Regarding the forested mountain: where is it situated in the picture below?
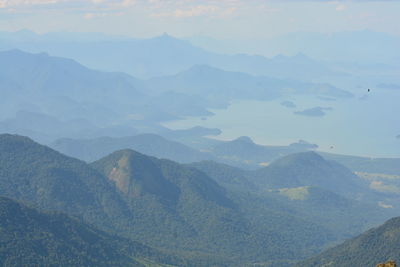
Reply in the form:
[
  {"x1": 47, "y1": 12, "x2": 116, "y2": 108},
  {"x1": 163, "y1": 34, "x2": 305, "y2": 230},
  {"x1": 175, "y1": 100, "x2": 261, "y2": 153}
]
[
  {"x1": 0, "y1": 133, "x2": 396, "y2": 266},
  {"x1": 0, "y1": 133, "x2": 374, "y2": 266},
  {"x1": 253, "y1": 151, "x2": 368, "y2": 199},
  {"x1": 0, "y1": 196, "x2": 179, "y2": 267},
  {"x1": 0, "y1": 134, "x2": 132, "y2": 233},
  {"x1": 296, "y1": 216, "x2": 400, "y2": 267},
  {"x1": 191, "y1": 154, "x2": 395, "y2": 240},
  {"x1": 1, "y1": 3, "x2": 398, "y2": 266},
  {"x1": 90, "y1": 149, "x2": 337, "y2": 265}
]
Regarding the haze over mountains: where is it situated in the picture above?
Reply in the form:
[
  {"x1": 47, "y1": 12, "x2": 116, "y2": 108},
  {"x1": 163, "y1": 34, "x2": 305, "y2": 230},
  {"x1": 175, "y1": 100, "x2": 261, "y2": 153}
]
[
  {"x1": 0, "y1": 47, "x2": 357, "y2": 147},
  {"x1": 0, "y1": 30, "x2": 341, "y2": 80},
  {"x1": 1, "y1": 26, "x2": 400, "y2": 266},
  {"x1": 189, "y1": 30, "x2": 400, "y2": 66}
]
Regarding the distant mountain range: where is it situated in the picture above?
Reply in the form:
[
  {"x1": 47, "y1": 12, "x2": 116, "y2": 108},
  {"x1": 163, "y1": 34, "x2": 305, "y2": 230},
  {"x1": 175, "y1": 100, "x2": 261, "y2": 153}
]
[
  {"x1": 0, "y1": 30, "x2": 343, "y2": 80},
  {"x1": 51, "y1": 133, "x2": 213, "y2": 163},
  {"x1": 1, "y1": 133, "x2": 395, "y2": 265},
  {"x1": 146, "y1": 64, "x2": 352, "y2": 107},
  {"x1": 0, "y1": 49, "x2": 353, "y2": 144},
  {"x1": 50, "y1": 134, "x2": 320, "y2": 170},
  {"x1": 188, "y1": 30, "x2": 400, "y2": 66}
]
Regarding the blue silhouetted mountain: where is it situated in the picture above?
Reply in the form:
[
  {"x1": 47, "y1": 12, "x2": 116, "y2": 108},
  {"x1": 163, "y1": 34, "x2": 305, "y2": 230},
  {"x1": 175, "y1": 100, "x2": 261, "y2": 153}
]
[
  {"x1": 319, "y1": 152, "x2": 400, "y2": 176},
  {"x1": 0, "y1": 49, "x2": 147, "y2": 126},
  {"x1": 294, "y1": 106, "x2": 333, "y2": 117},
  {"x1": 0, "y1": 30, "x2": 342, "y2": 80},
  {"x1": 146, "y1": 65, "x2": 352, "y2": 106},
  {"x1": 208, "y1": 136, "x2": 319, "y2": 168},
  {"x1": 0, "y1": 49, "x2": 221, "y2": 142},
  {"x1": 51, "y1": 133, "x2": 214, "y2": 163}
]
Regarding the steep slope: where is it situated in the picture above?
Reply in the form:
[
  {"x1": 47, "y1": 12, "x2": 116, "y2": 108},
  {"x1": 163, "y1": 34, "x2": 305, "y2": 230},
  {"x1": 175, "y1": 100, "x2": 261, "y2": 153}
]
[
  {"x1": 0, "y1": 133, "x2": 387, "y2": 266},
  {"x1": 0, "y1": 196, "x2": 177, "y2": 267},
  {"x1": 91, "y1": 150, "x2": 240, "y2": 251},
  {"x1": 296, "y1": 217, "x2": 400, "y2": 267},
  {"x1": 91, "y1": 149, "x2": 334, "y2": 264},
  {"x1": 0, "y1": 134, "x2": 131, "y2": 233},
  {"x1": 51, "y1": 133, "x2": 213, "y2": 163}
]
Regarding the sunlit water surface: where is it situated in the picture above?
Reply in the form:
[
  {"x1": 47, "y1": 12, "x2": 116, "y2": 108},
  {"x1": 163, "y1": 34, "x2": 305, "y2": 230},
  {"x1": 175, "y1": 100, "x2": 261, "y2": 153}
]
[{"x1": 164, "y1": 89, "x2": 400, "y2": 158}]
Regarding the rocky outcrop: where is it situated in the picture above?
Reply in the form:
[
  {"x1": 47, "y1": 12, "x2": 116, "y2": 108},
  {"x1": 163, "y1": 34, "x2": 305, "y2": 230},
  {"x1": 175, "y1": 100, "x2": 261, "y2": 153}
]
[{"x1": 377, "y1": 261, "x2": 397, "y2": 267}]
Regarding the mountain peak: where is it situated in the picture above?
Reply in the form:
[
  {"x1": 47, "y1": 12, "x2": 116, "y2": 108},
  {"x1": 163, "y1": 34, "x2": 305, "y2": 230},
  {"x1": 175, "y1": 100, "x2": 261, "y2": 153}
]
[
  {"x1": 92, "y1": 149, "x2": 180, "y2": 202},
  {"x1": 272, "y1": 151, "x2": 324, "y2": 166},
  {"x1": 235, "y1": 136, "x2": 254, "y2": 144}
]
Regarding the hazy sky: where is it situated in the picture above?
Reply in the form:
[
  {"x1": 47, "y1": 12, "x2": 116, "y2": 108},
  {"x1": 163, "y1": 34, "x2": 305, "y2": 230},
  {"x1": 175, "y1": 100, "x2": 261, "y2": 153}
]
[{"x1": 1, "y1": 0, "x2": 399, "y2": 39}]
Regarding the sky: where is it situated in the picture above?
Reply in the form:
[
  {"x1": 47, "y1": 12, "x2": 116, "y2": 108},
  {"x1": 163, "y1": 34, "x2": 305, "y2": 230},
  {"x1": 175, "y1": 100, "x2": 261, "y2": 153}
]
[{"x1": 1, "y1": 0, "x2": 400, "y2": 39}]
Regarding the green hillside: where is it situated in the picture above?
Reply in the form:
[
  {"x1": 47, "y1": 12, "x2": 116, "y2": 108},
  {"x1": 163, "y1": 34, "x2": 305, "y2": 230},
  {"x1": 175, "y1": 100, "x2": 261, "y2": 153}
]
[
  {"x1": 253, "y1": 151, "x2": 369, "y2": 199},
  {"x1": 296, "y1": 216, "x2": 400, "y2": 267},
  {"x1": 0, "y1": 133, "x2": 131, "y2": 233},
  {"x1": 91, "y1": 149, "x2": 336, "y2": 264},
  {"x1": 0, "y1": 133, "x2": 394, "y2": 266},
  {"x1": 0, "y1": 196, "x2": 178, "y2": 267}
]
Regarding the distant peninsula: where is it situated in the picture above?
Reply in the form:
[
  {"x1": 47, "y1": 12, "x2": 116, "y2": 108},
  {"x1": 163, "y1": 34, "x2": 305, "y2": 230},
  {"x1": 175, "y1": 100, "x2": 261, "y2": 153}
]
[{"x1": 294, "y1": 107, "x2": 333, "y2": 117}]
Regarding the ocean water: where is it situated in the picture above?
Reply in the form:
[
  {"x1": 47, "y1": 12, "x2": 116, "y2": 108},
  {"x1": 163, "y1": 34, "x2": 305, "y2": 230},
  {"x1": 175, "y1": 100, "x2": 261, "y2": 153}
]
[{"x1": 164, "y1": 89, "x2": 400, "y2": 158}]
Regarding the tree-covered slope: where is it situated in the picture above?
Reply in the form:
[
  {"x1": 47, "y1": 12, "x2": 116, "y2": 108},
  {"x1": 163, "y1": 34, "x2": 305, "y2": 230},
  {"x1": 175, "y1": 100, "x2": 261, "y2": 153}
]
[
  {"x1": 253, "y1": 151, "x2": 369, "y2": 199},
  {"x1": 0, "y1": 133, "x2": 392, "y2": 266},
  {"x1": 296, "y1": 216, "x2": 400, "y2": 267},
  {"x1": 91, "y1": 149, "x2": 335, "y2": 265},
  {"x1": 0, "y1": 133, "x2": 131, "y2": 232},
  {"x1": 190, "y1": 159, "x2": 394, "y2": 243},
  {"x1": 0, "y1": 196, "x2": 178, "y2": 267}
]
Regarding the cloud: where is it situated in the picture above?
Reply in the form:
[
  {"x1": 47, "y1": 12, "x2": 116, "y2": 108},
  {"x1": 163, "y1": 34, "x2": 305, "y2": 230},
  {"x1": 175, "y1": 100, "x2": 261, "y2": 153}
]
[
  {"x1": 83, "y1": 11, "x2": 124, "y2": 19},
  {"x1": 0, "y1": 0, "x2": 68, "y2": 8},
  {"x1": 175, "y1": 5, "x2": 219, "y2": 18},
  {"x1": 335, "y1": 4, "x2": 346, "y2": 11},
  {"x1": 152, "y1": 5, "x2": 224, "y2": 18},
  {"x1": 0, "y1": 0, "x2": 395, "y2": 14}
]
